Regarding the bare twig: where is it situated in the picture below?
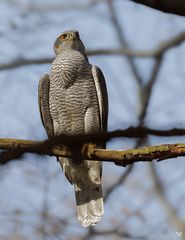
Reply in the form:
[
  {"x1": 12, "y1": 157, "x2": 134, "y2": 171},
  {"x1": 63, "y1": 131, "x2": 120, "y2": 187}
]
[
  {"x1": 87, "y1": 29, "x2": 185, "y2": 58},
  {"x1": 27, "y1": 0, "x2": 110, "y2": 12},
  {"x1": 0, "y1": 57, "x2": 52, "y2": 71},
  {"x1": 107, "y1": 0, "x2": 142, "y2": 85},
  {"x1": 1, "y1": 32, "x2": 185, "y2": 71},
  {"x1": 139, "y1": 55, "x2": 163, "y2": 123}
]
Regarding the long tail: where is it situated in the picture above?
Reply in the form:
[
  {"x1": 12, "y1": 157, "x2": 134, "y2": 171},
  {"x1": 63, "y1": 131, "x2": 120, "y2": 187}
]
[
  {"x1": 74, "y1": 179, "x2": 103, "y2": 227},
  {"x1": 59, "y1": 157, "x2": 103, "y2": 227}
]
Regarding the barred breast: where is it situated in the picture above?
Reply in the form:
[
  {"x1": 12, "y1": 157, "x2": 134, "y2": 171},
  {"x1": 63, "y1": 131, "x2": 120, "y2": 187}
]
[{"x1": 49, "y1": 50, "x2": 100, "y2": 136}]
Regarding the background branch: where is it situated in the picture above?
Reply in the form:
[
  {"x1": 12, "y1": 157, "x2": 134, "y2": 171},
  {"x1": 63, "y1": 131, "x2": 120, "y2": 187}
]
[
  {"x1": 1, "y1": 31, "x2": 185, "y2": 71},
  {"x1": 27, "y1": 0, "x2": 110, "y2": 12},
  {"x1": 107, "y1": 0, "x2": 143, "y2": 86},
  {"x1": 128, "y1": 0, "x2": 185, "y2": 16},
  {"x1": 28, "y1": 0, "x2": 185, "y2": 17}
]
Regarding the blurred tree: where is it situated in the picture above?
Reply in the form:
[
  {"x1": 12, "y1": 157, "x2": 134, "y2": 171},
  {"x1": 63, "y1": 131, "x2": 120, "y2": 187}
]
[{"x1": 0, "y1": 0, "x2": 185, "y2": 239}]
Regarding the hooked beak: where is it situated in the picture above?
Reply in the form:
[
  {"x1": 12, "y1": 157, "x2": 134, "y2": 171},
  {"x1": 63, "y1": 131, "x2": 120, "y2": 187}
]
[{"x1": 72, "y1": 31, "x2": 79, "y2": 40}]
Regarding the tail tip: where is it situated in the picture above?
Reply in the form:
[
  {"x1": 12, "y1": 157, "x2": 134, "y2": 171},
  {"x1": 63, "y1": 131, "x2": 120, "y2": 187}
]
[{"x1": 80, "y1": 215, "x2": 103, "y2": 228}]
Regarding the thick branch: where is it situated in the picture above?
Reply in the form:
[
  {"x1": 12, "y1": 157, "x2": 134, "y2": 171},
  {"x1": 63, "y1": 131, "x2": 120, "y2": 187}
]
[
  {"x1": 0, "y1": 138, "x2": 185, "y2": 165},
  {"x1": 1, "y1": 126, "x2": 185, "y2": 163},
  {"x1": 128, "y1": 0, "x2": 185, "y2": 17},
  {"x1": 28, "y1": 0, "x2": 185, "y2": 17}
]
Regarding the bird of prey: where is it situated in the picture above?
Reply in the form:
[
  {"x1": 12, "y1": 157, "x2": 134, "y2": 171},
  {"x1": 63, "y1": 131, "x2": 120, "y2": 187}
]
[{"x1": 38, "y1": 30, "x2": 108, "y2": 227}]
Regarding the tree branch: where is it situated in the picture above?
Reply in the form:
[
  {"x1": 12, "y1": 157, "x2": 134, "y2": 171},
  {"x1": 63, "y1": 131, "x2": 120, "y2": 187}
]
[
  {"x1": 1, "y1": 126, "x2": 185, "y2": 155},
  {"x1": 28, "y1": 0, "x2": 185, "y2": 17},
  {"x1": 107, "y1": 0, "x2": 143, "y2": 86},
  {"x1": 27, "y1": 0, "x2": 110, "y2": 12},
  {"x1": 0, "y1": 138, "x2": 185, "y2": 166},
  {"x1": 89, "y1": 31, "x2": 185, "y2": 58},
  {"x1": 1, "y1": 31, "x2": 185, "y2": 71},
  {"x1": 128, "y1": 0, "x2": 185, "y2": 17}
]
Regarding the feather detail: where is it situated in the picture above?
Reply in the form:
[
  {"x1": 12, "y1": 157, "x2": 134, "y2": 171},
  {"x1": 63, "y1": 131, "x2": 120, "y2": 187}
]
[{"x1": 75, "y1": 183, "x2": 103, "y2": 227}]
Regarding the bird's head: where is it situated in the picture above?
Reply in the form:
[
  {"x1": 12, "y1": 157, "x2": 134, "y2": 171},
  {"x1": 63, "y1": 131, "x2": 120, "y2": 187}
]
[{"x1": 54, "y1": 30, "x2": 85, "y2": 55}]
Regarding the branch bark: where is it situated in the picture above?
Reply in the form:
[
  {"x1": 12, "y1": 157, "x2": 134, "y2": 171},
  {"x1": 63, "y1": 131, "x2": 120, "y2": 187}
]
[
  {"x1": 0, "y1": 138, "x2": 185, "y2": 166},
  {"x1": 128, "y1": 0, "x2": 185, "y2": 17}
]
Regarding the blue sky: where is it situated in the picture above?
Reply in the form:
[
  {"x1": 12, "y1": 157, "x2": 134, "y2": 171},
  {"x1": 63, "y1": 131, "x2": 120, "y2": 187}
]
[{"x1": 0, "y1": 0, "x2": 185, "y2": 239}]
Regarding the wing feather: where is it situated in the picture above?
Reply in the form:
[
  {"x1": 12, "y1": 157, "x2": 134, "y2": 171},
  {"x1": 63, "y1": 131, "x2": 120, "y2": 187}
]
[
  {"x1": 38, "y1": 74, "x2": 54, "y2": 137},
  {"x1": 91, "y1": 66, "x2": 108, "y2": 133}
]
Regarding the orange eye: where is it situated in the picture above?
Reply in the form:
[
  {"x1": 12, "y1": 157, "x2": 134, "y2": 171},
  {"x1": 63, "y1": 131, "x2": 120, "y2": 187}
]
[{"x1": 60, "y1": 34, "x2": 67, "y2": 40}]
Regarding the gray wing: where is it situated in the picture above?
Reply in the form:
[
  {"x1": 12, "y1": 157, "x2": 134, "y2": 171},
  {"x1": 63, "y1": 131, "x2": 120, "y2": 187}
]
[
  {"x1": 38, "y1": 74, "x2": 54, "y2": 137},
  {"x1": 92, "y1": 65, "x2": 108, "y2": 133},
  {"x1": 74, "y1": 65, "x2": 107, "y2": 226}
]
